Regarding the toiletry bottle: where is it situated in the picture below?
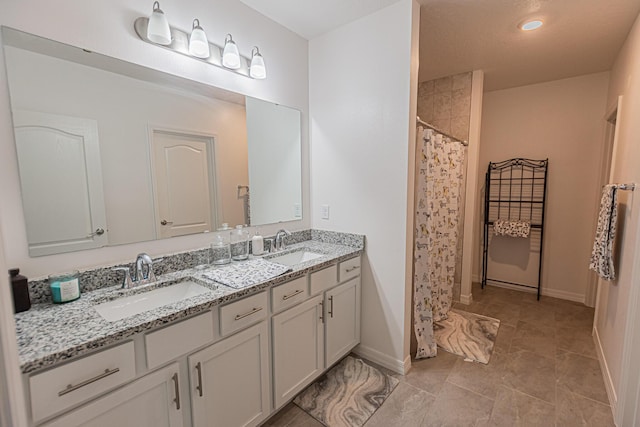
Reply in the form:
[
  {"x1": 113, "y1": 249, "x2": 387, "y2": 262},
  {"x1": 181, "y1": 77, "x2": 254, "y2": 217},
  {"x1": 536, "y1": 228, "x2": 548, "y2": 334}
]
[
  {"x1": 211, "y1": 231, "x2": 232, "y2": 265},
  {"x1": 9, "y1": 268, "x2": 30, "y2": 313},
  {"x1": 230, "y1": 225, "x2": 250, "y2": 260},
  {"x1": 252, "y1": 230, "x2": 264, "y2": 256}
]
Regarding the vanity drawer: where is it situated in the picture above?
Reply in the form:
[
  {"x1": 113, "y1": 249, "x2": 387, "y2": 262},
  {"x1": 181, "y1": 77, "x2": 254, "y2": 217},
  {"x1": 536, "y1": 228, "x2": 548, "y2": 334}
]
[
  {"x1": 145, "y1": 311, "x2": 214, "y2": 369},
  {"x1": 220, "y1": 291, "x2": 268, "y2": 336},
  {"x1": 29, "y1": 341, "x2": 136, "y2": 423},
  {"x1": 272, "y1": 276, "x2": 309, "y2": 313},
  {"x1": 339, "y1": 257, "x2": 361, "y2": 282},
  {"x1": 310, "y1": 265, "x2": 338, "y2": 295}
]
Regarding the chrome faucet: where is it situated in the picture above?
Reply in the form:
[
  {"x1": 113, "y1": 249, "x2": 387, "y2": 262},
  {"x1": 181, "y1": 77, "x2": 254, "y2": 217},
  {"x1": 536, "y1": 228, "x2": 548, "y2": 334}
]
[
  {"x1": 112, "y1": 253, "x2": 162, "y2": 289},
  {"x1": 274, "y1": 229, "x2": 292, "y2": 252}
]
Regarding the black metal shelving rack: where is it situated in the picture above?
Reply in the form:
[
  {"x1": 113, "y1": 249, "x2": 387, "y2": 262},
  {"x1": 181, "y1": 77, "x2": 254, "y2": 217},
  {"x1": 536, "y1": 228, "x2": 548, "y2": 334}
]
[{"x1": 481, "y1": 158, "x2": 549, "y2": 300}]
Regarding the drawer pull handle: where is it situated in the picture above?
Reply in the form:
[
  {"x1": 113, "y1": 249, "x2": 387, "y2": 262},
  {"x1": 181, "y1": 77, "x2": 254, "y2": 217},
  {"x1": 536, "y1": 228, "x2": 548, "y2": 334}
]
[
  {"x1": 319, "y1": 301, "x2": 324, "y2": 323},
  {"x1": 195, "y1": 362, "x2": 203, "y2": 397},
  {"x1": 172, "y1": 372, "x2": 181, "y2": 410},
  {"x1": 282, "y1": 289, "x2": 304, "y2": 301},
  {"x1": 329, "y1": 295, "x2": 334, "y2": 318},
  {"x1": 235, "y1": 307, "x2": 263, "y2": 320},
  {"x1": 345, "y1": 266, "x2": 360, "y2": 273},
  {"x1": 58, "y1": 367, "x2": 120, "y2": 396}
]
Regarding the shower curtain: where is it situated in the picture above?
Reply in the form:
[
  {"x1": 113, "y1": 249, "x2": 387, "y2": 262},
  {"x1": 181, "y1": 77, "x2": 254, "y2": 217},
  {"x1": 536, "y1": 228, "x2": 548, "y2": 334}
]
[{"x1": 413, "y1": 127, "x2": 466, "y2": 359}]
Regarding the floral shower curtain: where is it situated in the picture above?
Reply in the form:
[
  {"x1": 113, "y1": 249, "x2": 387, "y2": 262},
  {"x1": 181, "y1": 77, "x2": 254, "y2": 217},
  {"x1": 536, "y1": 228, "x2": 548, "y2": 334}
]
[{"x1": 413, "y1": 127, "x2": 466, "y2": 359}]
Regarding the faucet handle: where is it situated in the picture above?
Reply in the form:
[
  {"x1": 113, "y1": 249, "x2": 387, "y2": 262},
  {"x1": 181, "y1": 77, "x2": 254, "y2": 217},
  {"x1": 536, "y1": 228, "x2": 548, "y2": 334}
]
[
  {"x1": 112, "y1": 267, "x2": 133, "y2": 289},
  {"x1": 148, "y1": 258, "x2": 163, "y2": 282}
]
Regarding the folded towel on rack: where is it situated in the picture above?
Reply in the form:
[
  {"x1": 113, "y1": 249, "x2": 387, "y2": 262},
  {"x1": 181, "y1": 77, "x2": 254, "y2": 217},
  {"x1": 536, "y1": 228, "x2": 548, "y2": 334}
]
[
  {"x1": 493, "y1": 219, "x2": 531, "y2": 238},
  {"x1": 589, "y1": 185, "x2": 618, "y2": 281},
  {"x1": 201, "y1": 258, "x2": 292, "y2": 289}
]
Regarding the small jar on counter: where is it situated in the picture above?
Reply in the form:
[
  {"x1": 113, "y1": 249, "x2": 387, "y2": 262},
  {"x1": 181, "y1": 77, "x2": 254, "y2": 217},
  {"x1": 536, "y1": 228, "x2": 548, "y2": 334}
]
[{"x1": 48, "y1": 271, "x2": 81, "y2": 304}]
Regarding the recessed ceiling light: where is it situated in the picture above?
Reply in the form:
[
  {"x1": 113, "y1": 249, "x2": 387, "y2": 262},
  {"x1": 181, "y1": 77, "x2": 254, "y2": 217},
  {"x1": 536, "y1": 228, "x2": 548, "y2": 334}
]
[{"x1": 520, "y1": 20, "x2": 544, "y2": 31}]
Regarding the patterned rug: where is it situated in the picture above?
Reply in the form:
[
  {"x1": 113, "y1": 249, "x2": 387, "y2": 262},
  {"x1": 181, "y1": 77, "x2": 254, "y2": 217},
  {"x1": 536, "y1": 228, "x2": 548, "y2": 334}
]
[
  {"x1": 294, "y1": 356, "x2": 399, "y2": 427},
  {"x1": 434, "y1": 309, "x2": 500, "y2": 364}
]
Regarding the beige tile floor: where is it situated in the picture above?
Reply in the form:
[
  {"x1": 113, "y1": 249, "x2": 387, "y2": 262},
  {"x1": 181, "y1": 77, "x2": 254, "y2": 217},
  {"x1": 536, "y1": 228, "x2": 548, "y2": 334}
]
[{"x1": 264, "y1": 283, "x2": 614, "y2": 427}]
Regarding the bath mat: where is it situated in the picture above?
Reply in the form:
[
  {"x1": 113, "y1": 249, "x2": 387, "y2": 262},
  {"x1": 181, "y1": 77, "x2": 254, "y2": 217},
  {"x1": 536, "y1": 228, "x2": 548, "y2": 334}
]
[
  {"x1": 293, "y1": 356, "x2": 399, "y2": 427},
  {"x1": 434, "y1": 309, "x2": 500, "y2": 364}
]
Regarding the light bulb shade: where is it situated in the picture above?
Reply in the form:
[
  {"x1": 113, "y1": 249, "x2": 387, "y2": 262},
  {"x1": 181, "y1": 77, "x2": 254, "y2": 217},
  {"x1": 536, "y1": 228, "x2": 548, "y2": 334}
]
[
  {"x1": 147, "y1": 1, "x2": 171, "y2": 45},
  {"x1": 189, "y1": 19, "x2": 210, "y2": 58},
  {"x1": 222, "y1": 34, "x2": 241, "y2": 69},
  {"x1": 249, "y1": 47, "x2": 266, "y2": 79}
]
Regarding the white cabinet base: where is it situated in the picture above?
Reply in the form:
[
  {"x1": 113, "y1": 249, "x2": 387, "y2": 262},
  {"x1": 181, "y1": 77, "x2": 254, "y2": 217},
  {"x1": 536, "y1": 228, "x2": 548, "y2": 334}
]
[
  {"x1": 42, "y1": 363, "x2": 183, "y2": 427},
  {"x1": 272, "y1": 295, "x2": 325, "y2": 409},
  {"x1": 189, "y1": 322, "x2": 270, "y2": 427}
]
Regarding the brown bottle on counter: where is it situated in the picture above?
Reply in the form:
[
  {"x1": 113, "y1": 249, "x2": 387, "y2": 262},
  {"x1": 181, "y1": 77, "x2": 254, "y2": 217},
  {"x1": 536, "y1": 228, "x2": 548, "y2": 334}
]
[{"x1": 9, "y1": 268, "x2": 31, "y2": 313}]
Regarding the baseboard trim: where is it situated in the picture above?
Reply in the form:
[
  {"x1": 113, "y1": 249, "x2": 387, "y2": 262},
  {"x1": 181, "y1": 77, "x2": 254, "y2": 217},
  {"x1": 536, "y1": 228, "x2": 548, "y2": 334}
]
[
  {"x1": 594, "y1": 326, "x2": 617, "y2": 415},
  {"x1": 352, "y1": 344, "x2": 409, "y2": 375},
  {"x1": 460, "y1": 293, "x2": 473, "y2": 305},
  {"x1": 484, "y1": 280, "x2": 585, "y2": 303}
]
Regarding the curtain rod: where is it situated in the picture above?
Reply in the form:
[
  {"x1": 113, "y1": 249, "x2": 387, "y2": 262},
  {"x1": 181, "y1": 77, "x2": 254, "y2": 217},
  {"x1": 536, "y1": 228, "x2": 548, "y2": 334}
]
[{"x1": 416, "y1": 116, "x2": 469, "y2": 146}]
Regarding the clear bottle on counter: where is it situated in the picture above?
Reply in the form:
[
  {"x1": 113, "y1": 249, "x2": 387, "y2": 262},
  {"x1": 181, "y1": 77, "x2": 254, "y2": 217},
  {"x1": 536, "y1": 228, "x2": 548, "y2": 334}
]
[
  {"x1": 230, "y1": 225, "x2": 250, "y2": 261},
  {"x1": 210, "y1": 231, "x2": 232, "y2": 265},
  {"x1": 49, "y1": 270, "x2": 81, "y2": 304}
]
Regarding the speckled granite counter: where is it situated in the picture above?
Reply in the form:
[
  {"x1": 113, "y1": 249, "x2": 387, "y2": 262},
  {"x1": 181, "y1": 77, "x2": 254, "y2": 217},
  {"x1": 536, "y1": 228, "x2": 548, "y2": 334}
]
[{"x1": 15, "y1": 236, "x2": 363, "y2": 374}]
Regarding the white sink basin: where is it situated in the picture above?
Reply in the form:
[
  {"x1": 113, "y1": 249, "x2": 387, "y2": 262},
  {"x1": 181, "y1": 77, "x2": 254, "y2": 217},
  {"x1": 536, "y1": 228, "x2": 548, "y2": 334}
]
[
  {"x1": 268, "y1": 250, "x2": 324, "y2": 266},
  {"x1": 95, "y1": 281, "x2": 213, "y2": 322}
]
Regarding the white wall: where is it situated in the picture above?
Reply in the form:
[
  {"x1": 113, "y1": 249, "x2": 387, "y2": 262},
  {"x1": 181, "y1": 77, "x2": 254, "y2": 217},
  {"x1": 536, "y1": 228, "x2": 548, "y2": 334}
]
[
  {"x1": 0, "y1": 0, "x2": 309, "y2": 279},
  {"x1": 6, "y1": 46, "x2": 248, "y2": 246},
  {"x1": 595, "y1": 10, "x2": 640, "y2": 422},
  {"x1": 309, "y1": 0, "x2": 418, "y2": 372},
  {"x1": 475, "y1": 72, "x2": 610, "y2": 302}
]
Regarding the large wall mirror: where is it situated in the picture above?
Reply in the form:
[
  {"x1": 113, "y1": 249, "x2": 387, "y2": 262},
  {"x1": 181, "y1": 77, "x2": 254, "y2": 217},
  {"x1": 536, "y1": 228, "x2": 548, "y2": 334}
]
[{"x1": 2, "y1": 27, "x2": 302, "y2": 257}]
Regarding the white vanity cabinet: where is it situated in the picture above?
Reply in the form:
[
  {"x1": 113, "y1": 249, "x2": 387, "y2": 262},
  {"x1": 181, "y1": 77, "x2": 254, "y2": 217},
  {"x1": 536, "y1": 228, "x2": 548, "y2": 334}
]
[
  {"x1": 188, "y1": 322, "x2": 270, "y2": 427},
  {"x1": 41, "y1": 363, "x2": 183, "y2": 427},
  {"x1": 325, "y1": 277, "x2": 361, "y2": 367},
  {"x1": 26, "y1": 253, "x2": 362, "y2": 427},
  {"x1": 272, "y1": 256, "x2": 362, "y2": 409},
  {"x1": 272, "y1": 294, "x2": 325, "y2": 409}
]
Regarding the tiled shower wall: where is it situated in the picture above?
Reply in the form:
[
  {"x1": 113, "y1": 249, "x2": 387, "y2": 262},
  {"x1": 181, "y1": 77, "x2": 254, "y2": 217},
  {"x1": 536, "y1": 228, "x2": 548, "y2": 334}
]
[
  {"x1": 417, "y1": 71, "x2": 472, "y2": 301},
  {"x1": 418, "y1": 72, "x2": 472, "y2": 142}
]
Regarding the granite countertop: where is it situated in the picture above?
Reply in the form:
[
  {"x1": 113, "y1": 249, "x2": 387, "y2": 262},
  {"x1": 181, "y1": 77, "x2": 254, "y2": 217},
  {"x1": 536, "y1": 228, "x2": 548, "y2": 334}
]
[{"x1": 15, "y1": 240, "x2": 362, "y2": 374}]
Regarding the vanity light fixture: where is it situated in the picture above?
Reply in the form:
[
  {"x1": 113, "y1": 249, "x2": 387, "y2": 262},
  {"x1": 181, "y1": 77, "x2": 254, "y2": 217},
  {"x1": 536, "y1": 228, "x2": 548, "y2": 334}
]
[
  {"x1": 188, "y1": 19, "x2": 210, "y2": 58},
  {"x1": 135, "y1": 5, "x2": 266, "y2": 79},
  {"x1": 519, "y1": 19, "x2": 544, "y2": 31},
  {"x1": 222, "y1": 34, "x2": 241, "y2": 69},
  {"x1": 147, "y1": 1, "x2": 171, "y2": 45},
  {"x1": 249, "y1": 47, "x2": 267, "y2": 80}
]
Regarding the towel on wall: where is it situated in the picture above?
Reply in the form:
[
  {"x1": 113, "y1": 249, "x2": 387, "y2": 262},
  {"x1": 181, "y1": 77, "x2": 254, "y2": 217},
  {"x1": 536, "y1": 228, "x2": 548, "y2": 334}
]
[
  {"x1": 589, "y1": 185, "x2": 618, "y2": 281},
  {"x1": 493, "y1": 219, "x2": 531, "y2": 238}
]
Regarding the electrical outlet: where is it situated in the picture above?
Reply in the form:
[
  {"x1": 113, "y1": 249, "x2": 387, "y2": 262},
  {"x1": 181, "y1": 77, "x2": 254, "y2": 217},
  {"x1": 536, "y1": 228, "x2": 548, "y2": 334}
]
[
  {"x1": 294, "y1": 203, "x2": 302, "y2": 218},
  {"x1": 321, "y1": 204, "x2": 330, "y2": 220}
]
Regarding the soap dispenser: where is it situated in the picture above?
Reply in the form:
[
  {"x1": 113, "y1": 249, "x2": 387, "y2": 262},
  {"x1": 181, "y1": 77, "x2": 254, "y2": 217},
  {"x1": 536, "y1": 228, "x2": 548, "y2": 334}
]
[{"x1": 252, "y1": 229, "x2": 264, "y2": 256}]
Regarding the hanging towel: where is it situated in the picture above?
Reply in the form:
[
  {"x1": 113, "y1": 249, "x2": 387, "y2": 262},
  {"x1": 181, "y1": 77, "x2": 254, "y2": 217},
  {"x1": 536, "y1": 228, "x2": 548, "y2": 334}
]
[
  {"x1": 589, "y1": 185, "x2": 618, "y2": 281},
  {"x1": 493, "y1": 219, "x2": 531, "y2": 238},
  {"x1": 201, "y1": 258, "x2": 292, "y2": 289}
]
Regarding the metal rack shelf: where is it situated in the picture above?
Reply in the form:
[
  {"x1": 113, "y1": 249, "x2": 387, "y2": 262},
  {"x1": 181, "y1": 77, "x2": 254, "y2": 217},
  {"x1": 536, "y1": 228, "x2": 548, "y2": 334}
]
[{"x1": 481, "y1": 158, "x2": 549, "y2": 300}]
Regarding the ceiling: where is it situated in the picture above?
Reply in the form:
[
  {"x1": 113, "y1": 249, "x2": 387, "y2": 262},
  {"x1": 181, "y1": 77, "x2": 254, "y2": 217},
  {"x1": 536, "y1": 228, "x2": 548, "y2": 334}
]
[
  {"x1": 238, "y1": 0, "x2": 401, "y2": 40},
  {"x1": 240, "y1": 0, "x2": 640, "y2": 91}
]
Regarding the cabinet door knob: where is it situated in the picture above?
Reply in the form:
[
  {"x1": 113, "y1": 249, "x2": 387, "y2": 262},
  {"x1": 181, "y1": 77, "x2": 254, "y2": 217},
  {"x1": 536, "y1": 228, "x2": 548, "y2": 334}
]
[{"x1": 319, "y1": 301, "x2": 324, "y2": 323}]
